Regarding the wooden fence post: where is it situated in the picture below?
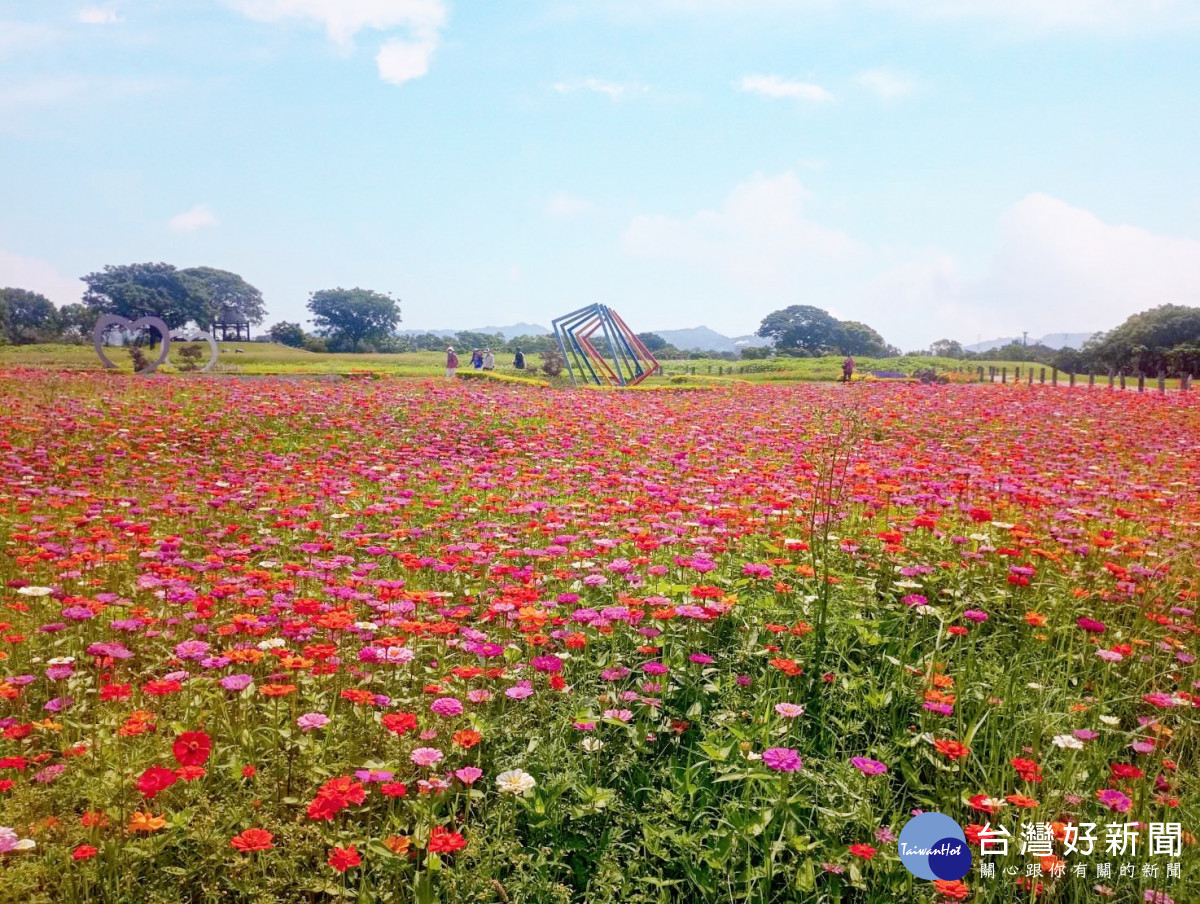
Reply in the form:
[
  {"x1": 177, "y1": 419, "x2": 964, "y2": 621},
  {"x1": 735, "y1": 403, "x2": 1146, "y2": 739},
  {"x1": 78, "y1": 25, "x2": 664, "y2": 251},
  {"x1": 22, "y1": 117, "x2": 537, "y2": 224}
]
[
  {"x1": 1052, "y1": 367, "x2": 1058, "y2": 386},
  {"x1": 1137, "y1": 372, "x2": 1145, "y2": 393},
  {"x1": 1069, "y1": 371, "x2": 1075, "y2": 388},
  {"x1": 1040, "y1": 367, "x2": 1046, "y2": 384},
  {"x1": 1027, "y1": 368, "x2": 1033, "y2": 385},
  {"x1": 1088, "y1": 370, "x2": 1095, "y2": 388},
  {"x1": 1002, "y1": 367, "x2": 1007, "y2": 384}
]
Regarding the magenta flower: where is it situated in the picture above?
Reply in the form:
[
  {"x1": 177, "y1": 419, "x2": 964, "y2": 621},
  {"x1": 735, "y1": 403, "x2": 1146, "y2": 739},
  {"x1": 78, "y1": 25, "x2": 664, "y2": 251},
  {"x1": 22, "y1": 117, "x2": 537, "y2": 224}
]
[
  {"x1": 1096, "y1": 789, "x2": 1132, "y2": 813},
  {"x1": 297, "y1": 712, "x2": 330, "y2": 731},
  {"x1": 850, "y1": 757, "x2": 888, "y2": 775},
  {"x1": 763, "y1": 748, "x2": 803, "y2": 773}
]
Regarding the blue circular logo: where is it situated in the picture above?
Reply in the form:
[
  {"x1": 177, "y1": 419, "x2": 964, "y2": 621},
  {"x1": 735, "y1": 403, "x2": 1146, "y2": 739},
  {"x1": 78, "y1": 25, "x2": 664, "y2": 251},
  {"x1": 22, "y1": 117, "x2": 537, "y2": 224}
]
[{"x1": 898, "y1": 813, "x2": 971, "y2": 881}]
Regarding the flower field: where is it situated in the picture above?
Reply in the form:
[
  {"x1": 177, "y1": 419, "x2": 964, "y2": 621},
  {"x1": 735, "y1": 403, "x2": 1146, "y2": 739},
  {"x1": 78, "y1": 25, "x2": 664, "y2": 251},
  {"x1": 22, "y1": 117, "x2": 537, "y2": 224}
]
[{"x1": 0, "y1": 372, "x2": 1197, "y2": 904}]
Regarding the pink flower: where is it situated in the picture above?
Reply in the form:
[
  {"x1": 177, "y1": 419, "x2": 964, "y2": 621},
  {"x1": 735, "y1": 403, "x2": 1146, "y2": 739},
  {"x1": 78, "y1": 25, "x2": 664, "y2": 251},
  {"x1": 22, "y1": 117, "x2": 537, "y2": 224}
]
[
  {"x1": 430, "y1": 697, "x2": 464, "y2": 717},
  {"x1": 455, "y1": 767, "x2": 483, "y2": 785},
  {"x1": 774, "y1": 703, "x2": 805, "y2": 718},
  {"x1": 410, "y1": 747, "x2": 444, "y2": 768},
  {"x1": 763, "y1": 748, "x2": 803, "y2": 773},
  {"x1": 297, "y1": 712, "x2": 330, "y2": 731}
]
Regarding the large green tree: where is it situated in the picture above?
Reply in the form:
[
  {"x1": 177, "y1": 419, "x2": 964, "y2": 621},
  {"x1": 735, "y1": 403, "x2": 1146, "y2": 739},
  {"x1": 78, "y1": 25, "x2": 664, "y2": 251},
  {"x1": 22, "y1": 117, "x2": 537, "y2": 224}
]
[
  {"x1": 837, "y1": 320, "x2": 889, "y2": 356},
  {"x1": 756, "y1": 305, "x2": 843, "y2": 355},
  {"x1": 0, "y1": 287, "x2": 59, "y2": 344},
  {"x1": 81, "y1": 263, "x2": 206, "y2": 329},
  {"x1": 179, "y1": 267, "x2": 267, "y2": 326},
  {"x1": 307, "y1": 287, "x2": 401, "y2": 352},
  {"x1": 1085, "y1": 304, "x2": 1200, "y2": 375}
]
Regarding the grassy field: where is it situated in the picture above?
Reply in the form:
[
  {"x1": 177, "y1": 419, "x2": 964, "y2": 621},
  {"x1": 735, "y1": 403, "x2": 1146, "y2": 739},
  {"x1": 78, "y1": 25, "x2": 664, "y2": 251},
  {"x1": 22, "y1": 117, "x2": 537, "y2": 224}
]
[{"x1": 0, "y1": 342, "x2": 1039, "y2": 385}]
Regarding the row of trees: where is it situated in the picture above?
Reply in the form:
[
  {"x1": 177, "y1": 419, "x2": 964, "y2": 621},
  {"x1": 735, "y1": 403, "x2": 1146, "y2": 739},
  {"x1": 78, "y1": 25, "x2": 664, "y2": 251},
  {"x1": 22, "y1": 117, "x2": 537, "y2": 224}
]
[{"x1": 0, "y1": 263, "x2": 268, "y2": 346}]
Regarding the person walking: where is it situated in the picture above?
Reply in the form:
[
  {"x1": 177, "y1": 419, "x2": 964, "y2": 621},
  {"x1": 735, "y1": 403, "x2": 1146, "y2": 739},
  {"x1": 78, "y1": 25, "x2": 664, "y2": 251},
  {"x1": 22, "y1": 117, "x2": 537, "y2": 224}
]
[
  {"x1": 482, "y1": 348, "x2": 495, "y2": 370},
  {"x1": 445, "y1": 347, "x2": 459, "y2": 379},
  {"x1": 471, "y1": 349, "x2": 483, "y2": 369},
  {"x1": 513, "y1": 348, "x2": 525, "y2": 370},
  {"x1": 841, "y1": 355, "x2": 855, "y2": 383}
]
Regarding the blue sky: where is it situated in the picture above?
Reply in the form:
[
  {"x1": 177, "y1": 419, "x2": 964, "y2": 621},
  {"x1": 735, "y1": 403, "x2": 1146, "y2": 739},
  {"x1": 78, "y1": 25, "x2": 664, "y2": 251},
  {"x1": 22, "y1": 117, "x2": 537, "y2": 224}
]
[{"x1": 2, "y1": 0, "x2": 1199, "y2": 348}]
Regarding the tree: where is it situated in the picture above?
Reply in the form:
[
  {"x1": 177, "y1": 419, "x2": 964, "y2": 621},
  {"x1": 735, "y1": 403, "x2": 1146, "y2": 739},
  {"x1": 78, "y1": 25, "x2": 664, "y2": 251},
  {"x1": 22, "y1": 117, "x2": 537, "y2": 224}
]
[
  {"x1": 0, "y1": 287, "x2": 59, "y2": 344},
  {"x1": 179, "y1": 267, "x2": 267, "y2": 326},
  {"x1": 929, "y1": 338, "x2": 964, "y2": 358},
  {"x1": 55, "y1": 303, "x2": 96, "y2": 342},
  {"x1": 756, "y1": 305, "x2": 844, "y2": 355},
  {"x1": 1086, "y1": 304, "x2": 1200, "y2": 375},
  {"x1": 268, "y1": 321, "x2": 307, "y2": 348},
  {"x1": 307, "y1": 287, "x2": 401, "y2": 352},
  {"x1": 81, "y1": 263, "x2": 207, "y2": 330},
  {"x1": 837, "y1": 321, "x2": 889, "y2": 356},
  {"x1": 637, "y1": 332, "x2": 667, "y2": 352}
]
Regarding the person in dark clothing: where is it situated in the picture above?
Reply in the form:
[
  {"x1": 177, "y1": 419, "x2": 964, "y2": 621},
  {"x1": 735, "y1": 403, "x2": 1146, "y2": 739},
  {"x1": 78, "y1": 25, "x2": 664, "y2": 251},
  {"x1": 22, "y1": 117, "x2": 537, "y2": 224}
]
[{"x1": 513, "y1": 348, "x2": 525, "y2": 370}]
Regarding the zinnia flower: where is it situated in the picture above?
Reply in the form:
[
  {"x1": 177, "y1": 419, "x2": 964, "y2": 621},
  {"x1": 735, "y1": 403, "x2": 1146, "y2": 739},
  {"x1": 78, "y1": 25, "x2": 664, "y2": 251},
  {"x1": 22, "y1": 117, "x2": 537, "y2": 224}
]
[
  {"x1": 230, "y1": 828, "x2": 274, "y2": 852},
  {"x1": 762, "y1": 748, "x2": 803, "y2": 773},
  {"x1": 496, "y1": 769, "x2": 536, "y2": 794}
]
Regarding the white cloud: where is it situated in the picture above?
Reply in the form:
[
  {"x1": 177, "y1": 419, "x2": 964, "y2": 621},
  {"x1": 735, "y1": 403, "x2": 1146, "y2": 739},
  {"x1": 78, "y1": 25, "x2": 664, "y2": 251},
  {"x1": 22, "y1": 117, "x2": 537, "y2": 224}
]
[
  {"x1": 169, "y1": 204, "x2": 219, "y2": 232},
  {"x1": 0, "y1": 78, "x2": 86, "y2": 112},
  {"x1": 376, "y1": 36, "x2": 436, "y2": 83},
  {"x1": 863, "y1": 194, "x2": 1200, "y2": 346},
  {"x1": 857, "y1": 68, "x2": 916, "y2": 99},
  {"x1": 77, "y1": 7, "x2": 120, "y2": 25},
  {"x1": 225, "y1": 0, "x2": 447, "y2": 84},
  {"x1": 623, "y1": 171, "x2": 859, "y2": 286},
  {"x1": 740, "y1": 74, "x2": 831, "y2": 102},
  {"x1": 545, "y1": 192, "x2": 594, "y2": 219},
  {"x1": 0, "y1": 249, "x2": 82, "y2": 306},
  {"x1": 553, "y1": 78, "x2": 648, "y2": 99}
]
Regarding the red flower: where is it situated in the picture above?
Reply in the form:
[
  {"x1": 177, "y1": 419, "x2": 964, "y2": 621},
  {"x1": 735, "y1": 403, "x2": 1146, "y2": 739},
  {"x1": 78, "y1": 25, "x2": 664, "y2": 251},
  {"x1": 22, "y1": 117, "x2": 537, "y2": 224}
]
[
  {"x1": 242, "y1": 764, "x2": 257, "y2": 778},
  {"x1": 427, "y1": 826, "x2": 467, "y2": 853},
  {"x1": 230, "y1": 828, "x2": 274, "y2": 852},
  {"x1": 137, "y1": 765, "x2": 178, "y2": 799},
  {"x1": 848, "y1": 843, "x2": 877, "y2": 860},
  {"x1": 172, "y1": 730, "x2": 212, "y2": 767},
  {"x1": 382, "y1": 712, "x2": 418, "y2": 735},
  {"x1": 327, "y1": 845, "x2": 361, "y2": 872},
  {"x1": 72, "y1": 844, "x2": 99, "y2": 861},
  {"x1": 380, "y1": 782, "x2": 408, "y2": 797}
]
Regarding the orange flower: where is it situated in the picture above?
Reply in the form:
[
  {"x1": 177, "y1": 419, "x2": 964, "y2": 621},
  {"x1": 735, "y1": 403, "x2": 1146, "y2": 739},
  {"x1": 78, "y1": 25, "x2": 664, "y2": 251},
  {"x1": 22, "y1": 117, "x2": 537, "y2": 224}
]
[
  {"x1": 258, "y1": 683, "x2": 297, "y2": 698},
  {"x1": 934, "y1": 739, "x2": 970, "y2": 761},
  {"x1": 1024, "y1": 611, "x2": 1047, "y2": 627},
  {"x1": 1005, "y1": 793, "x2": 1039, "y2": 808},
  {"x1": 452, "y1": 728, "x2": 482, "y2": 749},
  {"x1": 383, "y1": 835, "x2": 412, "y2": 855},
  {"x1": 932, "y1": 879, "x2": 970, "y2": 900},
  {"x1": 128, "y1": 811, "x2": 166, "y2": 833}
]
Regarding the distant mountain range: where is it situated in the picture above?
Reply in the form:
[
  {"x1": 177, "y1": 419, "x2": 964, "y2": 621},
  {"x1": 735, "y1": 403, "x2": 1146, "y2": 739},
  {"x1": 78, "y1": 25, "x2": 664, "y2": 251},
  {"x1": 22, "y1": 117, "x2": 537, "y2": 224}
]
[
  {"x1": 402, "y1": 323, "x2": 767, "y2": 352},
  {"x1": 648, "y1": 326, "x2": 770, "y2": 353},
  {"x1": 965, "y1": 332, "x2": 1095, "y2": 353}
]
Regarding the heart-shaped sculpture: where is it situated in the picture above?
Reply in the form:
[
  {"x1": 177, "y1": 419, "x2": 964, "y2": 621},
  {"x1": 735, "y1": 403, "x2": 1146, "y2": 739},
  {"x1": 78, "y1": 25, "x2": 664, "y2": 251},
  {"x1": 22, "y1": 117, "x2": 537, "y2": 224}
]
[
  {"x1": 92, "y1": 314, "x2": 172, "y2": 375},
  {"x1": 172, "y1": 330, "x2": 220, "y2": 373}
]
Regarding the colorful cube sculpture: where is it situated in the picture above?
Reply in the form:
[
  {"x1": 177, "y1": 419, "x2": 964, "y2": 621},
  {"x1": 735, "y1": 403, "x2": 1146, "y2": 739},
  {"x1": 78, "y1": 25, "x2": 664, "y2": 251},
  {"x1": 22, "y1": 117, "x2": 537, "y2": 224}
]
[{"x1": 551, "y1": 304, "x2": 662, "y2": 387}]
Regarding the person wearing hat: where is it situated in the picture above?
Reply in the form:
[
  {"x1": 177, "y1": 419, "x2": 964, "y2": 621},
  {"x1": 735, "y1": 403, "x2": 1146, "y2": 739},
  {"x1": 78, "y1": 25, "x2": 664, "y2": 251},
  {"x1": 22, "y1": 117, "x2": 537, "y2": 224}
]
[
  {"x1": 482, "y1": 348, "x2": 495, "y2": 370},
  {"x1": 446, "y1": 346, "x2": 459, "y2": 379}
]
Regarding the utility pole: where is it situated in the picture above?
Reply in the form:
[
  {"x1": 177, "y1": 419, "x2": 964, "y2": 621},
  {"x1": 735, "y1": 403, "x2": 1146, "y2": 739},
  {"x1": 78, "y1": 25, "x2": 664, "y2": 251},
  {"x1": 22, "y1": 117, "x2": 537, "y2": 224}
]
[{"x1": 1023, "y1": 331, "x2": 1028, "y2": 347}]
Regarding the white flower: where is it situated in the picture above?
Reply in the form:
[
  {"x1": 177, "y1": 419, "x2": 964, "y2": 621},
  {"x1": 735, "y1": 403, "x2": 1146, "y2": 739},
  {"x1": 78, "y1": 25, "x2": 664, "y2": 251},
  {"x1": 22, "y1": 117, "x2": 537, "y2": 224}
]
[
  {"x1": 16, "y1": 586, "x2": 53, "y2": 597},
  {"x1": 47, "y1": 656, "x2": 75, "y2": 666},
  {"x1": 258, "y1": 560, "x2": 279, "y2": 569},
  {"x1": 13, "y1": 839, "x2": 35, "y2": 851},
  {"x1": 1099, "y1": 715, "x2": 1121, "y2": 727},
  {"x1": 496, "y1": 769, "x2": 536, "y2": 794},
  {"x1": 256, "y1": 638, "x2": 286, "y2": 651},
  {"x1": 581, "y1": 738, "x2": 605, "y2": 752},
  {"x1": 1052, "y1": 734, "x2": 1084, "y2": 750},
  {"x1": 353, "y1": 621, "x2": 379, "y2": 632}
]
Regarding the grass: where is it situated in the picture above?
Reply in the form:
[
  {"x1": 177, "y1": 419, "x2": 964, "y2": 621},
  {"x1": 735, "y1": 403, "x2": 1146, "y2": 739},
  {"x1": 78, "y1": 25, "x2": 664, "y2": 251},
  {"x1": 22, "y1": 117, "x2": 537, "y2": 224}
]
[{"x1": 0, "y1": 343, "x2": 1047, "y2": 387}]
